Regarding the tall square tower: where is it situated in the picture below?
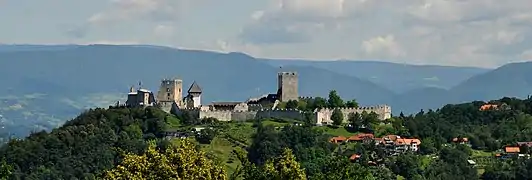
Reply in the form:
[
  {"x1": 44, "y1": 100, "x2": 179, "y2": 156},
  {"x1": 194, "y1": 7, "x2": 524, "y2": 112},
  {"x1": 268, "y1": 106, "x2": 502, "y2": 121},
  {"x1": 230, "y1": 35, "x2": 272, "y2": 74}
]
[
  {"x1": 157, "y1": 78, "x2": 183, "y2": 108},
  {"x1": 277, "y1": 72, "x2": 299, "y2": 102}
]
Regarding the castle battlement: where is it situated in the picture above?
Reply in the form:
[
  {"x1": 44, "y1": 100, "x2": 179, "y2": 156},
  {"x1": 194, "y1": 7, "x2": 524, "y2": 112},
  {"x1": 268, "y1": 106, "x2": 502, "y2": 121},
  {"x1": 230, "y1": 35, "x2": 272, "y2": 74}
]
[
  {"x1": 317, "y1": 105, "x2": 391, "y2": 112},
  {"x1": 199, "y1": 109, "x2": 233, "y2": 112},
  {"x1": 260, "y1": 109, "x2": 303, "y2": 112},
  {"x1": 144, "y1": 70, "x2": 392, "y2": 125},
  {"x1": 181, "y1": 107, "x2": 201, "y2": 110},
  {"x1": 278, "y1": 72, "x2": 297, "y2": 76},
  {"x1": 298, "y1": 96, "x2": 313, "y2": 100},
  {"x1": 161, "y1": 78, "x2": 182, "y2": 82}
]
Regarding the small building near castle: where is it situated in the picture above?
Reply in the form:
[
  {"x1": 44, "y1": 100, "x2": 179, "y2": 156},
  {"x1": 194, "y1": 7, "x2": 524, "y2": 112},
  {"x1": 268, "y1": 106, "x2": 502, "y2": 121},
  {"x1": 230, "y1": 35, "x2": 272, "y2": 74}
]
[
  {"x1": 126, "y1": 86, "x2": 156, "y2": 107},
  {"x1": 183, "y1": 81, "x2": 202, "y2": 108}
]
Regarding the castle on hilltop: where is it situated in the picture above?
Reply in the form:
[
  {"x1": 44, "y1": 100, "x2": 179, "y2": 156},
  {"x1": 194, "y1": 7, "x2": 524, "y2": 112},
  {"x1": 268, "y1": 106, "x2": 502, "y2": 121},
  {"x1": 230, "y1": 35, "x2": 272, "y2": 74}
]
[{"x1": 125, "y1": 71, "x2": 391, "y2": 125}]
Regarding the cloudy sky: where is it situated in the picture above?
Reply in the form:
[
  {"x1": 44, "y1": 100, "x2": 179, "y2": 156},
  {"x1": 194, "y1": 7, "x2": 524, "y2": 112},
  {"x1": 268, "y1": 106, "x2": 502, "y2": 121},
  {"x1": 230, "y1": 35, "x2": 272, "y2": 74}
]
[{"x1": 1, "y1": 0, "x2": 532, "y2": 67}]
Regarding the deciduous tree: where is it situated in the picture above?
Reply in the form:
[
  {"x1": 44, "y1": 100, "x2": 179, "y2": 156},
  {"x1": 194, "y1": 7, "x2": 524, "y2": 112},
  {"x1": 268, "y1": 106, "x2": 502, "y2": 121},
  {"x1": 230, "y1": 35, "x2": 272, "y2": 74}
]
[
  {"x1": 239, "y1": 148, "x2": 307, "y2": 180},
  {"x1": 103, "y1": 139, "x2": 226, "y2": 180}
]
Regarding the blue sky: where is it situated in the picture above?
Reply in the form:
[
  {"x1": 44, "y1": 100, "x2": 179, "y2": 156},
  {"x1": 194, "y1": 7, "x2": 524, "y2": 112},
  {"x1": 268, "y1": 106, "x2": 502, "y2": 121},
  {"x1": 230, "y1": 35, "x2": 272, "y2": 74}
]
[{"x1": 1, "y1": 0, "x2": 532, "y2": 67}]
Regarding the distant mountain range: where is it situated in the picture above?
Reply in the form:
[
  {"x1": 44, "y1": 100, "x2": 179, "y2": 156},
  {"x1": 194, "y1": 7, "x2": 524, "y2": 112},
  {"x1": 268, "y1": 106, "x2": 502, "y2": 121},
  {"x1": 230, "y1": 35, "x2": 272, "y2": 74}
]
[{"x1": 2, "y1": 44, "x2": 532, "y2": 136}]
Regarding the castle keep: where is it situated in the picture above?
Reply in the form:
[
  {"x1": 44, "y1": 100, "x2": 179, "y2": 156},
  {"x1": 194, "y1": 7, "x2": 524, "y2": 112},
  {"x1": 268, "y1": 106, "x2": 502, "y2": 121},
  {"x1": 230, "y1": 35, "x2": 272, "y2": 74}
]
[{"x1": 126, "y1": 71, "x2": 392, "y2": 125}]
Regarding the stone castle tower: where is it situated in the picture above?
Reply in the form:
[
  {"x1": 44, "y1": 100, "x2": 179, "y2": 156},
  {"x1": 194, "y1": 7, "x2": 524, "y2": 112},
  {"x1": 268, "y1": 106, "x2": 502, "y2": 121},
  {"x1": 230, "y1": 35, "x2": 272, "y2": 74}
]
[
  {"x1": 277, "y1": 71, "x2": 299, "y2": 102},
  {"x1": 157, "y1": 78, "x2": 183, "y2": 111},
  {"x1": 186, "y1": 81, "x2": 202, "y2": 108}
]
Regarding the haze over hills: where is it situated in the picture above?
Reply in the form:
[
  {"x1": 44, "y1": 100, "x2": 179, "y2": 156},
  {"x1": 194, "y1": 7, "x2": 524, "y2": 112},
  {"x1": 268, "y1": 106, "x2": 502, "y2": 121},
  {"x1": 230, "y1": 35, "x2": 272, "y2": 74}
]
[
  {"x1": 264, "y1": 59, "x2": 490, "y2": 93},
  {"x1": 0, "y1": 44, "x2": 530, "y2": 136}
]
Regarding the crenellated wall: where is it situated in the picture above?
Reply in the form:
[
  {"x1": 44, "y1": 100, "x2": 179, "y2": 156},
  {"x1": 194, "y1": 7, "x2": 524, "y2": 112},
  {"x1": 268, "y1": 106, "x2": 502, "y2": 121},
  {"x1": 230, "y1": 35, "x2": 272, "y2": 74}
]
[
  {"x1": 178, "y1": 104, "x2": 391, "y2": 125},
  {"x1": 298, "y1": 96, "x2": 314, "y2": 100},
  {"x1": 315, "y1": 105, "x2": 392, "y2": 125},
  {"x1": 194, "y1": 108, "x2": 305, "y2": 122}
]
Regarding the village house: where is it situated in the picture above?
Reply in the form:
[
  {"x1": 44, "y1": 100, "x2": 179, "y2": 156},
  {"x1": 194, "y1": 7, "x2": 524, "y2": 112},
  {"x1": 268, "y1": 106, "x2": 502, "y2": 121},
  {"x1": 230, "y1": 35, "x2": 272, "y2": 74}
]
[
  {"x1": 505, "y1": 146, "x2": 520, "y2": 154},
  {"x1": 330, "y1": 134, "x2": 421, "y2": 155},
  {"x1": 392, "y1": 138, "x2": 421, "y2": 152},
  {"x1": 347, "y1": 133, "x2": 375, "y2": 144},
  {"x1": 494, "y1": 146, "x2": 531, "y2": 159},
  {"x1": 330, "y1": 136, "x2": 347, "y2": 144},
  {"x1": 479, "y1": 104, "x2": 498, "y2": 111},
  {"x1": 517, "y1": 141, "x2": 532, "y2": 147}
]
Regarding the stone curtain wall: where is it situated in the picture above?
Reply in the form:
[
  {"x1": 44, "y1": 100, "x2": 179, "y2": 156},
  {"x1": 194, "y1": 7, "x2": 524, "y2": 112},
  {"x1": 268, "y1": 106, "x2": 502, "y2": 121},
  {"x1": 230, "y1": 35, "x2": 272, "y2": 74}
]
[
  {"x1": 199, "y1": 110, "x2": 232, "y2": 121},
  {"x1": 182, "y1": 105, "x2": 390, "y2": 124},
  {"x1": 256, "y1": 109, "x2": 305, "y2": 121},
  {"x1": 315, "y1": 105, "x2": 392, "y2": 125},
  {"x1": 231, "y1": 111, "x2": 258, "y2": 122}
]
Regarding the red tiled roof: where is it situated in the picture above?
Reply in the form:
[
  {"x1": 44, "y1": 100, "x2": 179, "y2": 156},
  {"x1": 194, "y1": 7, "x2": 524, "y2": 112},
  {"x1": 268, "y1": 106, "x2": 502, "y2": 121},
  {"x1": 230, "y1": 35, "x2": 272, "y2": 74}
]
[
  {"x1": 348, "y1": 133, "x2": 375, "y2": 141},
  {"x1": 480, "y1": 104, "x2": 498, "y2": 111},
  {"x1": 383, "y1": 135, "x2": 400, "y2": 141},
  {"x1": 505, "y1": 146, "x2": 520, "y2": 153},
  {"x1": 330, "y1": 136, "x2": 347, "y2": 143}
]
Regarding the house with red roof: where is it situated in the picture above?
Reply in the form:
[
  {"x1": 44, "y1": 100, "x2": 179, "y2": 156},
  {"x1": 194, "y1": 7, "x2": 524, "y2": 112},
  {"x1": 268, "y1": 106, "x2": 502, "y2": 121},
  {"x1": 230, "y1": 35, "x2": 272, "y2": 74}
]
[
  {"x1": 330, "y1": 136, "x2": 347, "y2": 144},
  {"x1": 347, "y1": 133, "x2": 375, "y2": 144}
]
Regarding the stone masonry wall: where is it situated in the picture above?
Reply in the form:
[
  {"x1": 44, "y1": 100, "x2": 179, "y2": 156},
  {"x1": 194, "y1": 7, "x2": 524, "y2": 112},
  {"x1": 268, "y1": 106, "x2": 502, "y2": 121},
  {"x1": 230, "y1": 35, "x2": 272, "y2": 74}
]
[
  {"x1": 278, "y1": 72, "x2": 299, "y2": 102},
  {"x1": 256, "y1": 109, "x2": 304, "y2": 121},
  {"x1": 194, "y1": 109, "x2": 304, "y2": 122},
  {"x1": 199, "y1": 110, "x2": 232, "y2": 121},
  {"x1": 231, "y1": 111, "x2": 258, "y2": 121},
  {"x1": 180, "y1": 105, "x2": 390, "y2": 125},
  {"x1": 315, "y1": 105, "x2": 392, "y2": 125}
]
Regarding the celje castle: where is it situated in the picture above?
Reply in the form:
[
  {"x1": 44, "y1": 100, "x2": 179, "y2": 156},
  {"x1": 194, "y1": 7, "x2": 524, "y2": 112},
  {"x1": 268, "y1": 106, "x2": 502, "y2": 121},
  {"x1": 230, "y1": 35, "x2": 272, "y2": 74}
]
[{"x1": 126, "y1": 71, "x2": 392, "y2": 125}]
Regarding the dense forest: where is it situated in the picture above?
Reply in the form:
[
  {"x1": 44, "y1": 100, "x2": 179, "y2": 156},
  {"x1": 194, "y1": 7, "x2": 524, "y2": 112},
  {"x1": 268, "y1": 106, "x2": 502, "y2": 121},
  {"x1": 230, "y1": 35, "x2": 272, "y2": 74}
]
[{"x1": 1, "y1": 95, "x2": 532, "y2": 179}]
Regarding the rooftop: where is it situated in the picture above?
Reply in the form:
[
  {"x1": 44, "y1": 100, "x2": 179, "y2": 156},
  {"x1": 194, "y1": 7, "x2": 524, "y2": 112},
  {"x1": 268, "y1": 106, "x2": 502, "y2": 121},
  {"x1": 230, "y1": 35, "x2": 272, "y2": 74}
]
[
  {"x1": 517, "y1": 142, "x2": 532, "y2": 147},
  {"x1": 138, "y1": 88, "x2": 151, "y2": 93},
  {"x1": 188, "y1": 81, "x2": 202, "y2": 93},
  {"x1": 505, "y1": 146, "x2": 520, "y2": 153},
  {"x1": 348, "y1": 133, "x2": 374, "y2": 141},
  {"x1": 480, "y1": 104, "x2": 498, "y2": 111}
]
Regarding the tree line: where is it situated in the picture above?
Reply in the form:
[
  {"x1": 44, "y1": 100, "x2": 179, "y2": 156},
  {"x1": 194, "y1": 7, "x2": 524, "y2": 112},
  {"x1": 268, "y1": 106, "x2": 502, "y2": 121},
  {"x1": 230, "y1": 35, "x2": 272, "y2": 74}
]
[{"x1": 1, "y1": 95, "x2": 532, "y2": 179}]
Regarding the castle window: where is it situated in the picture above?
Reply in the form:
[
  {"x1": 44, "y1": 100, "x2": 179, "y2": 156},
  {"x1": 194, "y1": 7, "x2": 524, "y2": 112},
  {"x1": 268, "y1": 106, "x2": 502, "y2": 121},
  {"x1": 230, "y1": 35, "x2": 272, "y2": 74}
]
[
  {"x1": 166, "y1": 88, "x2": 170, "y2": 92},
  {"x1": 166, "y1": 81, "x2": 170, "y2": 85},
  {"x1": 167, "y1": 93, "x2": 171, "y2": 97}
]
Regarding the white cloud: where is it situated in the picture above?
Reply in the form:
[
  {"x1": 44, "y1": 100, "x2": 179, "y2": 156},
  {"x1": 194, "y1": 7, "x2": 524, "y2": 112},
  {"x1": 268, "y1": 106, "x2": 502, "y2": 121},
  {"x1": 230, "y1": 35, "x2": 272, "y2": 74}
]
[
  {"x1": 521, "y1": 50, "x2": 532, "y2": 60},
  {"x1": 237, "y1": 0, "x2": 532, "y2": 67},
  {"x1": 362, "y1": 35, "x2": 405, "y2": 58},
  {"x1": 196, "y1": 39, "x2": 262, "y2": 56},
  {"x1": 87, "y1": 0, "x2": 186, "y2": 25},
  {"x1": 153, "y1": 25, "x2": 174, "y2": 37}
]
